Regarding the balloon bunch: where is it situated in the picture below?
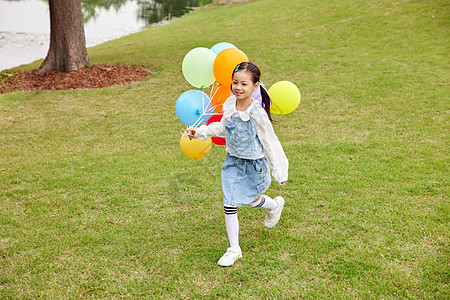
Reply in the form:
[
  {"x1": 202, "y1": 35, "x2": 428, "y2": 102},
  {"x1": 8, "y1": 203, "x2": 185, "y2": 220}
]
[{"x1": 176, "y1": 42, "x2": 301, "y2": 160}]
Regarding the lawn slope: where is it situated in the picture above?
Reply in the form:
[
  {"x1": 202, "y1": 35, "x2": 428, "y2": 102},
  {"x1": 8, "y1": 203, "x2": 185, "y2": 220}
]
[{"x1": 0, "y1": 0, "x2": 448, "y2": 298}]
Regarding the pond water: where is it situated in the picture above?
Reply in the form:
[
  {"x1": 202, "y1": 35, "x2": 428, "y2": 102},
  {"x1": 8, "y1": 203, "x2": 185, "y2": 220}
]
[{"x1": 0, "y1": 0, "x2": 206, "y2": 71}]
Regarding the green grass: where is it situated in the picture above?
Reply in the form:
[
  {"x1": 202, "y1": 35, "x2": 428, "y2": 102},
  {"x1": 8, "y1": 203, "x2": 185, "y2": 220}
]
[{"x1": 1, "y1": 0, "x2": 449, "y2": 298}]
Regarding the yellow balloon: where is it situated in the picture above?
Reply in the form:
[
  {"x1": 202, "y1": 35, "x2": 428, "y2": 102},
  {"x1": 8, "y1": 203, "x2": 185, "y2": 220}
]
[
  {"x1": 268, "y1": 81, "x2": 301, "y2": 115},
  {"x1": 180, "y1": 135, "x2": 212, "y2": 159}
]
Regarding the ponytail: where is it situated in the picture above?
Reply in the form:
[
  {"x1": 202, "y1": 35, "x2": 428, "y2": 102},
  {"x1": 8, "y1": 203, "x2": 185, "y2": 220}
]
[{"x1": 260, "y1": 84, "x2": 273, "y2": 123}]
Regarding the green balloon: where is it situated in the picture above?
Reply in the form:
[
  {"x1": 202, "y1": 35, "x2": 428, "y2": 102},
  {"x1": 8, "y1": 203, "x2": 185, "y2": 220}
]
[{"x1": 182, "y1": 47, "x2": 216, "y2": 88}]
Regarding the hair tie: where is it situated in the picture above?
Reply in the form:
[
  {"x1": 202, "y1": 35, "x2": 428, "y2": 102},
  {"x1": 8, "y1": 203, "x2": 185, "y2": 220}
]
[{"x1": 234, "y1": 64, "x2": 240, "y2": 73}]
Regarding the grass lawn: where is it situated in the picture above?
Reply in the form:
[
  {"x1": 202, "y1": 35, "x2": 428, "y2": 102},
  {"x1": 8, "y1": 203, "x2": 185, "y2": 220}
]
[{"x1": 1, "y1": 0, "x2": 448, "y2": 298}]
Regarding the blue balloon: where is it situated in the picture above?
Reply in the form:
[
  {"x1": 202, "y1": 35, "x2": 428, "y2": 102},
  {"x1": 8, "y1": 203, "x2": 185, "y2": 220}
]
[
  {"x1": 176, "y1": 90, "x2": 213, "y2": 126},
  {"x1": 210, "y1": 42, "x2": 237, "y2": 55}
]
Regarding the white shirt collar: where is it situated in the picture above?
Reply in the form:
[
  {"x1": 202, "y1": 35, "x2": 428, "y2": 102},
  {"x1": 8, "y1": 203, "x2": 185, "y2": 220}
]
[{"x1": 223, "y1": 95, "x2": 259, "y2": 121}]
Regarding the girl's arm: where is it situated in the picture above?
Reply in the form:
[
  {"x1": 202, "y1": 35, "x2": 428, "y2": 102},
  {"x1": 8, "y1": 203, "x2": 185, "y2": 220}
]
[
  {"x1": 187, "y1": 97, "x2": 234, "y2": 140},
  {"x1": 253, "y1": 109, "x2": 289, "y2": 185},
  {"x1": 188, "y1": 118, "x2": 226, "y2": 141}
]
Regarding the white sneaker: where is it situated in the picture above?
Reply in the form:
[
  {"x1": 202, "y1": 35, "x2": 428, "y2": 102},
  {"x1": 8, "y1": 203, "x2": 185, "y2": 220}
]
[
  {"x1": 217, "y1": 247, "x2": 242, "y2": 267},
  {"x1": 264, "y1": 196, "x2": 285, "y2": 228}
]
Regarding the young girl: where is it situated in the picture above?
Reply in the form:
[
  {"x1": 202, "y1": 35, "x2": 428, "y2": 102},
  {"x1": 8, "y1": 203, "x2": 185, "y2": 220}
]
[{"x1": 187, "y1": 62, "x2": 288, "y2": 267}]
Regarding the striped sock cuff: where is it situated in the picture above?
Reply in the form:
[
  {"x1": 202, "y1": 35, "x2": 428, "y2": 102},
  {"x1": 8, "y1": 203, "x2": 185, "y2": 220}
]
[
  {"x1": 224, "y1": 205, "x2": 238, "y2": 215},
  {"x1": 255, "y1": 195, "x2": 266, "y2": 207}
]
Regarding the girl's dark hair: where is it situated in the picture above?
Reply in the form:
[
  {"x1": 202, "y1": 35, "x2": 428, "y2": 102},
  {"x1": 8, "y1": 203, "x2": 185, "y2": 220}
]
[{"x1": 232, "y1": 62, "x2": 273, "y2": 122}]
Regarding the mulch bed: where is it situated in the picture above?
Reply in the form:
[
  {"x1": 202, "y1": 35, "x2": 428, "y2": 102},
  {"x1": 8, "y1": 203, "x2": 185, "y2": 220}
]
[{"x1": 0, "y1": 64, "x2": 152, "y2": 94}]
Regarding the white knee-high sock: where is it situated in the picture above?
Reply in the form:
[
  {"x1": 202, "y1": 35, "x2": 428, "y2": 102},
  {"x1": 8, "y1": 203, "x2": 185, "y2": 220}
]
[
  {"x1": 249, "y1": 195, "x2": 278, "y2": 212},
  {"x1": 224, "y1": 205, "x2": 240, "y2": 250}
]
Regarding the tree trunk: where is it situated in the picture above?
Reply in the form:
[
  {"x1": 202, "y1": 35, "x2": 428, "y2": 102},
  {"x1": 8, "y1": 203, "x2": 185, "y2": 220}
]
[{"x1": 37, "y1": 0, "x2": 89, "y2": 73}]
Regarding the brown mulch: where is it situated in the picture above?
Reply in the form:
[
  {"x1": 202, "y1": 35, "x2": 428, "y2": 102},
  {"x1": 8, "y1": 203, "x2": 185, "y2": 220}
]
[{"x1": 0, "y1": 64, "x2": 152, "y2": 94}]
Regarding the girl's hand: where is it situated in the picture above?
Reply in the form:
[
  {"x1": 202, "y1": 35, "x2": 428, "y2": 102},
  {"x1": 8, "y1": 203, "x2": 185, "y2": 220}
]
[{"x1": 186, "y1": 127, "x2": 196, "y2": 140}]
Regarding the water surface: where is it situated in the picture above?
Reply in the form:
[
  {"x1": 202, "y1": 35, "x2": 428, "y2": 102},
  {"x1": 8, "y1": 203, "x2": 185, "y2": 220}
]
[{"x1": 0, "y1": 0, "x2": 204, "y2": 71}]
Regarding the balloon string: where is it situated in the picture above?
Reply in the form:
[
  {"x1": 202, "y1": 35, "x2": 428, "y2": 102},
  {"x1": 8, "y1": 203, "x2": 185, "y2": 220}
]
[
  {"x1": 208, "y1": 103, "x2": 225, "y2": 115},
  {"x1": 201, "y1": 86, "x2": 206, "y2": 115},
  {"x1": 190, "y1": 111, "x2": 222, "y2": 129},
  {"x1": 191, "y1": 113, "x2": 206, "y2": 128},
  {"x1": 209, "y1": 83, "x2": 219, "y2": 99},
  {"x1": 188, "y1": 84, "x2": 224, "y2": 129},
  {"x1": 203, "y1": 103, "x2": 215, "y2": 115},
  {"x1": 191, "y1": 102, "x2": 224, "y2": 128},
  {"x1": 211, "y1": 103, "x2": 223, "y2": 111}
]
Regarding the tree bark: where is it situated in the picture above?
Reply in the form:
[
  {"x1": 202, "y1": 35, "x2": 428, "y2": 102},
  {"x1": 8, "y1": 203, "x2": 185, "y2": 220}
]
[{"x1": 37, "y1": 0, "x2": 89, "y2": 73}]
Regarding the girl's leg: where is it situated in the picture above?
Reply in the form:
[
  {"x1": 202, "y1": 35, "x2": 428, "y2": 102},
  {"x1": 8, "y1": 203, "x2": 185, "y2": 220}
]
[
  {"x1": 250, "y1": 195, "x2": 278, "y2": 211},
  {"x1": 250, "y1": 195, "x2": 285, "y2": 228},
  {"x1": 218, "y1": 205, "x2": 243, "y2": 267},
  {"x1": 224, "y1": 205, "x2": 240, "y2": 250}
]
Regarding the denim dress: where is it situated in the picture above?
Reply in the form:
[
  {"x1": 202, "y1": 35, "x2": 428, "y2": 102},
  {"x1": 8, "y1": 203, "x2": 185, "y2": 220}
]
[{"x1": 221, "y1": 106, "x2": 271, "y2": 206}]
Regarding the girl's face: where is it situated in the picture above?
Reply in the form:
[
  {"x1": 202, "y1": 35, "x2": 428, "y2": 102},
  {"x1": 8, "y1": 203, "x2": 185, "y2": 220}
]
[{"x1": 232, "y1": 70, "x2": 259, "y2": 102}]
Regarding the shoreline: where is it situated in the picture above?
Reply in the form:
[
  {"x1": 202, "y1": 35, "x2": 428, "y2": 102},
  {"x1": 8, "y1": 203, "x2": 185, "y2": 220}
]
[{"x1": 0, "y1": 0, "x2": 182, "y2": 72}]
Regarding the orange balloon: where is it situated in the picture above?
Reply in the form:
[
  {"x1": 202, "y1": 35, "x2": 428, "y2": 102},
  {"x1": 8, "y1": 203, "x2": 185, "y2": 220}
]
[
  {"x1": 211, "y1": 83, "x2": 232, "y2": 113},
  {"x1": 213, "y1": 48, "x2": 249, "y2": 87}
]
